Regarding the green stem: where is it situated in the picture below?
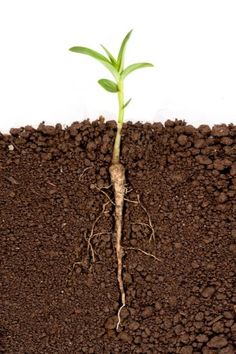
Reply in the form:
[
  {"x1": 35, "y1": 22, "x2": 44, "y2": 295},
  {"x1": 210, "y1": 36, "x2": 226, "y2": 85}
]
[{"x1": 112, "y1": 80, "x2": 124, "y2": 165}]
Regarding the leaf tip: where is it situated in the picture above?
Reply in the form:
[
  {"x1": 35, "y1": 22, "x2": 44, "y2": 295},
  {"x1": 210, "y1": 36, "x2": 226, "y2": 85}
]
[
  {"x1": 127, "y1": 29, "x2": 133, "y2": 38},
  {"x1": 69, "y1": 46, "x2": 80, "y2": 53}
]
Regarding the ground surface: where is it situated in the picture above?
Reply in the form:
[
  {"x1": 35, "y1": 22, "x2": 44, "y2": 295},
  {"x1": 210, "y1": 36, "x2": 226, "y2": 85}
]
[{"x1": 0, "y1": 118, "x2": 236, "y2": 354}]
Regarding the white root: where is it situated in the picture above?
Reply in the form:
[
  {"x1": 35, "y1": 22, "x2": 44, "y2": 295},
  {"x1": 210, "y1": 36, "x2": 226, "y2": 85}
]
[
  {"x1": 136, "y1": 195, "x2": 155, "y2": 241},
  {"x1": 78, "y1": 166, "x2": 93, "y2": 180},
  {"x1": 86, "y1": 202, "x2": 110, "y2": 262},
  {"x1": 125, "y1": 194, "x2": 156, "y2": 241},
  {"x1": 78, "y1": 163, "x2": 157, "y2": 331},
  {"x1": 109, "y1": 163, "x2": 126, "y2": 331},
  {"x1": 125, "y1": 247, "x2": 162, "y2": 262}
]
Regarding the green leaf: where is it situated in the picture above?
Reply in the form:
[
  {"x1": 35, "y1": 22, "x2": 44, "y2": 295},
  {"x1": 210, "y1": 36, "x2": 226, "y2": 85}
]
[
  {"x1": 98, "y1": 79, "x2": 119, "y2": 93},
  {"x1": 121, "y1": 62, "x2": 154, "y2": 80},
  {"x1": 100, "y1": 44, "x2": 117, "y2": 66},
  {"x1": 117, "y1": 29, "x2": 133, "y2": 72},
  {"x1": 69, "y1": 46, "x2": 119, "y2": 80},
  {"x1": 123, "y1": 98, "x2": 132, "y2": 109},
  {"x1": 69, "y1": 46, "x2": 109, "y2": 62}
]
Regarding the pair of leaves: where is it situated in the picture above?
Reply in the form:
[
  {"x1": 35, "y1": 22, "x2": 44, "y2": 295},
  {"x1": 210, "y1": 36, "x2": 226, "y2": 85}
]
[
  {"x1": 69, "y1": 30, "x2": 153, "y2": 98},
  {"x1": 97, "y1": 60, "x2": 153, "y2": 95}
]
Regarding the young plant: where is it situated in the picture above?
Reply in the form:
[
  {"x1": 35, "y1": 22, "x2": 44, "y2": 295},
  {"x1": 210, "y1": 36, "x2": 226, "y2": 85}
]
[
  {"x1": 69, "y1": 30, "x2": 153, "y2": 329},
  {"x1": 69, "y1": 29, "x2": 153, "y2": 165}
]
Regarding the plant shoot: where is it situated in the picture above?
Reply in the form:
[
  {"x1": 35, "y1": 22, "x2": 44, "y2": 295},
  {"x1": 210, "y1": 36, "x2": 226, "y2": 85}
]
[{"x1": 69, "y1": 29, "x2": 153, "y2": 164}]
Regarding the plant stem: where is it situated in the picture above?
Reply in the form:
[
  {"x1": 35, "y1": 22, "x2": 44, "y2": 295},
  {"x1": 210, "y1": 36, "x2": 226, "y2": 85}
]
[{"x1": 112, "y1": 80, "x2": 124, "y2": 165}]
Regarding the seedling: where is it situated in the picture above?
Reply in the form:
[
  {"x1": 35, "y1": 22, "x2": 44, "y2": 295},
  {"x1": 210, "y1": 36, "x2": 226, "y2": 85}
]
[
  {"x1": 69, "y1": 29, "x2": 153, "y2": 164},
  {"x1": 69, "y1": 30, "x2": 153, "y2": 329}
]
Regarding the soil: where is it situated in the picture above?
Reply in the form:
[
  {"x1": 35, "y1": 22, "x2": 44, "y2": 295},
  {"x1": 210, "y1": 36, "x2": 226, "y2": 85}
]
[{"x1": 0, "y1": 118, "x2": 236, "y2": 354}]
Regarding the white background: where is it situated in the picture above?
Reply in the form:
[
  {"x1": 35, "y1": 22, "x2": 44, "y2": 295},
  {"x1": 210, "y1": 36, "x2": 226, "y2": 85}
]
[{"x1": 0, "y1": 0, "x2": 235, "y2": 133}]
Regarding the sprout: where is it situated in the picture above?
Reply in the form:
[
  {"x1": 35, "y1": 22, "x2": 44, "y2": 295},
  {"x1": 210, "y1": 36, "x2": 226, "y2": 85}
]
[{"x1": 69, "y1": 30, "x2": 153, "y2": 164}]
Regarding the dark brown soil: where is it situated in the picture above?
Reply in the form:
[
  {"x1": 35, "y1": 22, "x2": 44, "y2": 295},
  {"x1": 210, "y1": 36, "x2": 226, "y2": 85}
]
[{"x1": 0, "y1": 118, "x2": 236, "y2": 354}]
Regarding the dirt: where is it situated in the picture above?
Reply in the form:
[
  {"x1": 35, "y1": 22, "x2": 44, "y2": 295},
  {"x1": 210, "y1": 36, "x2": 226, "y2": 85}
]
[{"x1": 0, "y1": 118, "x2": 236, "y2": 354}]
